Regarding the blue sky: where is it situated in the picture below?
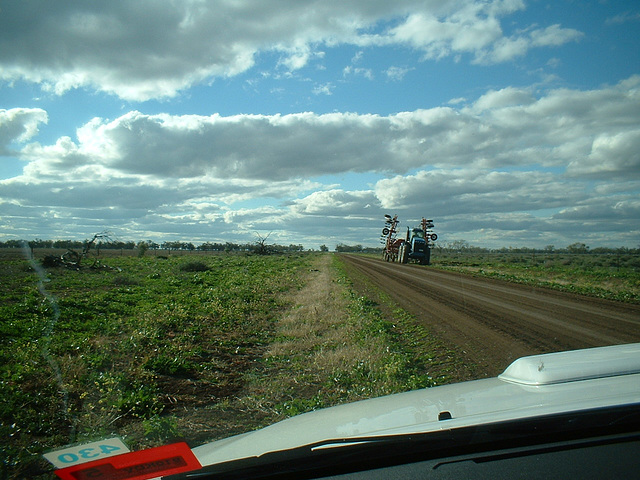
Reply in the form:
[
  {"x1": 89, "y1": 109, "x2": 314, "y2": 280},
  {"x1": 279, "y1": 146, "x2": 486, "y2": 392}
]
[{"x1": 1, "y1": 0, "x2": 639, "y2": 249}]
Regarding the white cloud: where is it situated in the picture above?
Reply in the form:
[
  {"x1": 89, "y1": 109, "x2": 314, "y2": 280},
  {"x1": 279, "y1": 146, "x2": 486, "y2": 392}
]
[
  {"x1": 568, "y1": 130, "x2": 640, "y2": 178},
  {"x1": 529, "y1": 24, "x2": 583, "y2": 47},
  {"x1": 0, "y1": 0, "x2": 584, "y2": 101},
  {"x1": 385, "y1": 1, "x2": 581, "y2": 65},
  {"x1": 291, "y1": 189, "x2": 377, "y2": 217},
  {"x1": 0, "y1": 1, "x2": 395, "y2": 100},
  {"x1": 474, "y1": 24, "x2": 583, "y2": 64},
  {"x1": 470, "y1": 86, "x2": 535, "y2": 112},
  {"x1": 481, "y1": 36, "x2": 530, "y2": 63},
  {"x1": 343, "y1": 66, "x2": 374, "y2": 80},
  {"x1": 388, "y1": 3, "x2": 506, "y2": 58},
  {"x1": 313, "y1": 83, "x2": 335, "y2": 95},
  {"x1": 385, "y1": 66, "x2": 411, "y2": 81},
  {"x1": 3, "y1": 76, "x2": 639, "y2": 247},
  {"x1": 605, "y1": 11, "x2": 640, "y2": 26},
  {"x1": 448, "y1": 97, "x2": 467, "y2": 105},
  {"x1": 10, "y1": 76, "x2": 640, "y2": 186},
  {"x1": 0, "y1": 108, "x2": 48, "y2": 155}
]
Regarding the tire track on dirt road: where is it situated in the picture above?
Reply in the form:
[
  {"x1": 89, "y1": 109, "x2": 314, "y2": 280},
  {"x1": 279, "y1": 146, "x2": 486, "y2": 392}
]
[{"x1": 339, "y1": 254, "x2": 640, "y2": 378}]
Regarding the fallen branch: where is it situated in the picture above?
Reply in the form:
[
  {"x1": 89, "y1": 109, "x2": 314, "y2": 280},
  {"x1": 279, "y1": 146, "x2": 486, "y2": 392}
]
[{"x1": 41, "y1": 231, "x2": 120, "y2": 270}]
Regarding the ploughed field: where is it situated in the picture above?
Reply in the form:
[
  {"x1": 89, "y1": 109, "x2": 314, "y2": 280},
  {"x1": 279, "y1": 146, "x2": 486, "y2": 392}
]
[{"x1": 340, "y1": 254, "x2": 640, "y2": 377}]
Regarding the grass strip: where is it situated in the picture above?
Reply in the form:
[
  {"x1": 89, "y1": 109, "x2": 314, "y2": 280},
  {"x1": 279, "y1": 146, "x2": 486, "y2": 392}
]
[
  {"x1": 333, "y1": 256, "x2": 476, "y2": 384},
  {"x1": 234, "y1": 254, "x2": 467, "y2": 429},
  {"x1": 429, "y1": 252, "x2": 640, "y2": 303}
]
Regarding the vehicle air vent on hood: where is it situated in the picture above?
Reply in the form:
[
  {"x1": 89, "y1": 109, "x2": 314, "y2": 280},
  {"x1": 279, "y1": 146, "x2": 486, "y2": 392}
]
[{"x1": 498, "y1": 343, "x2": 640, "y2": 386}]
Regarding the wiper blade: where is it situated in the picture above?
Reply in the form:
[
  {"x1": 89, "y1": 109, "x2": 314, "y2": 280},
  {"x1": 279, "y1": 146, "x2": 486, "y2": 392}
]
[
  {"x1": 165, "y1": 437, "x2": 396, "y2": 479},
  {"x1": 164, "y1": 404, "x2": 640, "y2": 480}
]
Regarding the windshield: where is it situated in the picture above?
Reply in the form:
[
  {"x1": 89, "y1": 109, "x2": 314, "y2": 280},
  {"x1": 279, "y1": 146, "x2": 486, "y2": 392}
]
[{"x1": 1, "y1": 1, "x2": 639, "y2": 479}]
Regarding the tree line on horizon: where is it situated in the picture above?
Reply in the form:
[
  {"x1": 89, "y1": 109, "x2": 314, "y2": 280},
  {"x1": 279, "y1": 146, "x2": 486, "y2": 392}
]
[
  {"x1": 335, "y1": 241, "x2": 639, "y2": 255},
  {"x1": 0, "y1": 238, "x2": 306, "y2": 253},
  {"x1": 0, "y1": 238, "x2": 637, "y2": 255}
]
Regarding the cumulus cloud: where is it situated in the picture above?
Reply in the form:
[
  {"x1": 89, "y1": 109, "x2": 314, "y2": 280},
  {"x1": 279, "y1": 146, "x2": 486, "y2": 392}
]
[
  {"x1": 373, "y1": 169, "x2": 587, "y2": 214},
  {"x1": 0, "y1": 0, "x2": 583, "y2": 101},
  {"x1": 0, "y1": 108, "x2": 48, "y2": 155},
  {"x1": 8, "y1": 75, "x2": 639, "y2": 186},
  {"x1": 20, "y1": 74, "x2": 634, "y2": 184},
  {"x1": 291, "y1": 189, "x2": 377, "y2": 217},
  {"x1": 470, "y1": 86, "x2": 536, "y2": 112},
  {"x1": 475, "y1": 24, "x2": 583, "y2": 64},
  {"x1": 17, "y1": 110, "x2": 457, "y2": 181},
  {"x1": 3, "y1": 76, "x2": 639, "y2": 247},
  {"x1": 388, "y1": 9, "x2": 503, "y2": 59},
  {"x1": 385, "y1": 1, "x2": 582, "y2": 65},
  {"x1": 0, "y1": 0, "x2": 396, "y2": 100},
  {"x1": 568, "y1": 130, "x2": 640, "y2": 178}
]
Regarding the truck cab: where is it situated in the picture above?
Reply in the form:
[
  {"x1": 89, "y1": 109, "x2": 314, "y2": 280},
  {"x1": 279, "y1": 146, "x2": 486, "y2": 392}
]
[{"x1": 398, "y1": 227, "x2": 431, "y2": 265}]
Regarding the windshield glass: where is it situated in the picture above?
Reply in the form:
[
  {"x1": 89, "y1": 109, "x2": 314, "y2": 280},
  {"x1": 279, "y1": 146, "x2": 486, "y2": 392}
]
[{"x1": 1, "y1": 2, "x2": 639, "y2": 479}]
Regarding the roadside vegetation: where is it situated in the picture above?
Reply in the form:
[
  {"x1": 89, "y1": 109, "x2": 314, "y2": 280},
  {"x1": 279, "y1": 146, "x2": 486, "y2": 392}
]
[
  {"x1": 0, "y1": 249, "x2": 462, "y2": 479},
  {"x1": 1, "y1": 242, "x2": 637, "y2": 478},
  {"x1": 336, "y1": 241, "x2": 639, "y2": 304},
  {"x1": 235, "y1": 255, "x2": 465, "y2": 422},
  {"x1": 0, "y1": 252, "x2": 310, "y2": 478},
  {"x1": 432, "y1": 250, "x2": 640, "y2": 303}
]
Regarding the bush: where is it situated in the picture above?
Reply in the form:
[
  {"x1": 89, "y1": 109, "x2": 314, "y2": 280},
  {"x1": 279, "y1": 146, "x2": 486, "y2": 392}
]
[
  {"x1": 179, "y1": 261, "x2": 209, "y2": 272},
  {"x1": 113, "y1": 276, "x2": 141, "y2": 286}
]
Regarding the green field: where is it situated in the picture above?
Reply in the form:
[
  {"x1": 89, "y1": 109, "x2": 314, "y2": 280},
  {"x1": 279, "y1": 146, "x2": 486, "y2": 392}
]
[
  {"x1": 1, "y1": 250, "x2": 457, "y2": 479},
  {"x1": 431, "y1": 251, "x2": 640, "y2": 303},
  {"x1": 1, "y1": 252, "x2": 312, "y2": 477},
  {"x1": 1, "y1": 248, "x2": 637, "y2": 478}
]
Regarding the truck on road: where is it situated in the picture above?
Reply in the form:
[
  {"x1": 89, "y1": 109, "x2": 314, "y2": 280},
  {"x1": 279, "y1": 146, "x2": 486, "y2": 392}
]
[{"x1": 382, "y1": 215, "x2": 437, "y2": 265}]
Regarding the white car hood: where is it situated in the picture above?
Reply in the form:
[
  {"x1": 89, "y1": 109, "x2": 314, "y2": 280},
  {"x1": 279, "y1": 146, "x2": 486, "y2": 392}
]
[{"x1": 193, "y1": 343, "x2": 640, "y2": 467}]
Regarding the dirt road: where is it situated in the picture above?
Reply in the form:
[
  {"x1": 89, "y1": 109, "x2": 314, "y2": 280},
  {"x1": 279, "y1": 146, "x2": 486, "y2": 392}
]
[{"x1": 340, "y1": 254, "x2": 640, "y2": 377}]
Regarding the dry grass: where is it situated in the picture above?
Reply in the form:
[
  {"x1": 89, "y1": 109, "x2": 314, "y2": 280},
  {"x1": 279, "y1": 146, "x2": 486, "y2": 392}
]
[
  {"x1": 269, "y1": 255, "x2": 351, "y2": 357},
  {"x1": 239, "y1": 254, "x2": 357, "y2": 416},
  {"x1": 235, "y1": 254, "x2": 444, "y2": 422}
]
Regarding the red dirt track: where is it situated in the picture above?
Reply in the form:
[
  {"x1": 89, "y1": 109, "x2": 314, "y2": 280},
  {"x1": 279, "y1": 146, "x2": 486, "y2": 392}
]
[{"x1": 340, "y1": 254, "x2": 640, "y2": 377}]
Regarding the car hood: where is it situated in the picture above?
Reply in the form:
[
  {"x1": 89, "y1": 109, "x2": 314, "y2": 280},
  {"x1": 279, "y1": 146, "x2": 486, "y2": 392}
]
[{"x1": 192, "y1": 343, "x2": 640, "y2": 467}]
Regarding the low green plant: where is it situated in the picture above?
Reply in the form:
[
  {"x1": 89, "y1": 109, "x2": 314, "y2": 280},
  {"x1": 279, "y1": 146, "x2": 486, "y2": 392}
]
[
  {"x1": 237, "y1": 254, "x2": 463, "y2": 429},
  {"x1": 179, "y1": 260, "x2": 209, "y2": 272},
  {"x1": 0, "y1": 252, "x2": 313, "y2": 478},
  {"x1": 433, "y1": 252, "x2": 639, "y2": 302},
  {"x1": 142, "y1": 414, "x2": 180, "y2": 442}
]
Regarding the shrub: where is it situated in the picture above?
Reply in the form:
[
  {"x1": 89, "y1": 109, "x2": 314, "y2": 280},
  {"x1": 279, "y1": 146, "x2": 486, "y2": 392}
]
[
  {"x1": 179, "y1": 261, "x2": 209, "y2": 272},
  {"x1": 113, "y1": 276, "x2": 141, "y2": 286}
]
